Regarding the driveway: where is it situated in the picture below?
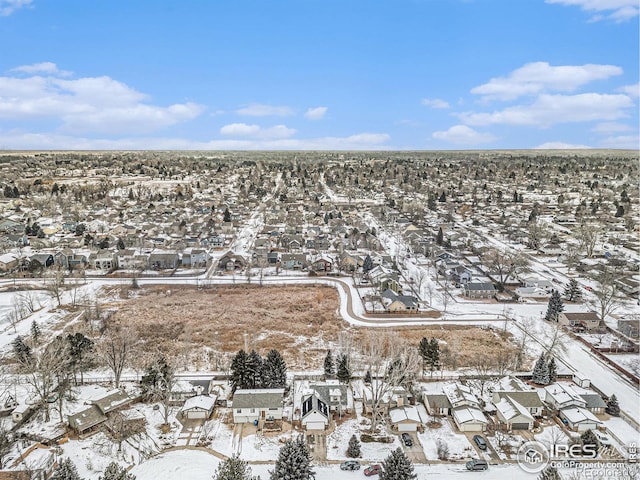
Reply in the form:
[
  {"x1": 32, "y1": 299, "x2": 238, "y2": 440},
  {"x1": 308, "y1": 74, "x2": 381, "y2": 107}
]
[
  {"x1": 307, "y1": 432, "x2": 327, "y2": 461},
  {"x1": 399, "y1": 432, "x2": 428, "y2": 464},
  {"x1": 464, "y1": 433, "x2": 501, "y2": 463}
]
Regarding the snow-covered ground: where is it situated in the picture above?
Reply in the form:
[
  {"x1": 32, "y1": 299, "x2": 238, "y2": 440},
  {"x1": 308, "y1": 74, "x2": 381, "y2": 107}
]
[{"x1": 418, "y1": 417, "x2": 475, "y2": 461}]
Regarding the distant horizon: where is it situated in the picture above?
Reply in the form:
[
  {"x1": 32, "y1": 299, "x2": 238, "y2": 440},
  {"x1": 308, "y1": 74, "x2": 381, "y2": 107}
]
[{"x1": 0, "y1": 1, "x2": 638, "y2": 150}]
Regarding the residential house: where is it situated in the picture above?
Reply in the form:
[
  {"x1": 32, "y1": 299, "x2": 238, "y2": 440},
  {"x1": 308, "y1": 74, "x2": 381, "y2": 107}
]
[
  {"x1": 68, "y1": 389, "x2": 135, "y2": 437},
  {"x1": 494, "y1": 396, "x2": 535, "y2": 430},
  {"x1": 579, "y1": 394, "x2": 606, "y2": 414},
  {"x1": 389, "y1": 406, "x2": 422, "y2": 432},
  {"x1": 182, "y1": 249, "x2": 208, "y2": 268},
  {"x1": 28, "y1": 253, "x2": 54, "y2": 270},
  {"x1": 451, "y1": 406, "x2": 488, "y2": 432},
  {"x1": 218, "y1": 253, "x2": 246, "y2": 271},
  {"x1": 149, "y1": 252, "x2": 180, "y2": 270},
  {"x1": 312, "y1": 257, "x2": 333, "y2": 273},
  {"x1": 54, "y1": 249, "x2": 87, "y2": 270},
  {"x1": 558, "y1": 312, "x2": 602, "y2": 331},
  {"x1": 618, "y1": 318, "x2": 639, "y2": 339},
  {"x1": 281, "y1": 253, "x2": 308, "y2": 270},
  {"x1": 170, "y1": 378, "x2": 214, "y2": 404},
  {"x1": 232, "y1": 388, "x2": 284, "y2": 424},
  {"x1": 380, "y1": 289, "x2": 419, "y2": 312},
  {"x1": 1, "y1": 444, "x2": 57, "y2": 480},
  {"x1": 0, "y1": 254, "x2": 18, "y2": 272},
  {"x1": 463, "y1": 282, "x2": 496, "y2": 299},
  {"x1": 423, "y1": 394, "x2": 451, "y2": 417},
  {"x1": 543, "y1": 383, "x2": 587, "y2": 411},
  {"x1": 300, "y1": 392, "x2": 330, "y2": 431},
  {"x1": 93, "y1": 250, "x2": 116, "y2": 270},
  {"x1": 309, "y1": 381, "x2": 351, "y2": 414},
  {"x1": 559, "y1": 407, "x2": 603, "y2": 432},
  {"x1": 180, "y1": 395, "x2": 217, "y2": 420}
]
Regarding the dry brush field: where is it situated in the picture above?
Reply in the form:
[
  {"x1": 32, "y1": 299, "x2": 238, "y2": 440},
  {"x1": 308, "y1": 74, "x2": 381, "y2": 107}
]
[{"x1": 107, "y1": 285, "x2": 522, "y2": 371}]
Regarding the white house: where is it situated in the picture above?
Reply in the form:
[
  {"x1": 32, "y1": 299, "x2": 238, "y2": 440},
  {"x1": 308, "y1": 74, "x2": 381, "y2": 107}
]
[
  {"x1": 559, "y1": 407, "x2": 603, "y2": 432},
  {"x1": 544, "y1": 383, "x2": 587, "y2": 410},
  {"x1": 452, "y1": 406, "x2": 487, "y2": 432},
  {"x1": 494, "y1": 396, "x2": 535, "y2": 431},
  {"x1": 389, "y1": 406, "x2": 422, "y2": 432},
  {"x1": 180, "y1": 394, "x2": 217, "y2": 420},
  {"x1": 232, "y1": 388, "x2": 284, "y2": 424},
  {"x1": 300, "y1": 392, "x2": 330, "y2": 431}
]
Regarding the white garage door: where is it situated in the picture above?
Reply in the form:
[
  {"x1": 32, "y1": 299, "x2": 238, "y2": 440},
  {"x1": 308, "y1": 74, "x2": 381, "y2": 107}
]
[
  {"x1": 306, "y1": 422, "x2": 326, "y2": 431},
  {"x1": 186, "y1": 410, "x2": 206, "y2": 420},
  {"x1": 398, "y1": 423, "x2": 417, "y2": 432}
]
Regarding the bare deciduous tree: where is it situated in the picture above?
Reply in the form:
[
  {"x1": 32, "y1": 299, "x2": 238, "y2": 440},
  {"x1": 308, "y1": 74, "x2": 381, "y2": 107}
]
[
  {"x1": 99, "y1": 328, "x2": 133, "y2": 388},
  {"x1": 590, "y1": 267, "x2": 624, "y2": 326},
  {"x1": 359, "y1": 332, "x2": 420, "y2": 432},
  {"x1": 483, "y1": 249, "x2": 530, "y2": 291}
]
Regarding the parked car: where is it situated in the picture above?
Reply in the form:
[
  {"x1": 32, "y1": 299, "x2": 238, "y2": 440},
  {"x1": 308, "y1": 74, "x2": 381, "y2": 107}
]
[
  {"x1": 593, "y1": 430, "x2": 612, "y2": 446},
  {"x1": 473, "y1": 435, "x2": 487, "y2": 450},
  {"x1": 466, "y1": 459, "x2": 488, "y2": 471},
  {"x1": 340, "y1": 460, "x2": 361, "y2": 471},
  {"x1": 401, "y1": 433, "x2": 413, "y2": 447},
  {"x1": 363, "y1": 464, "x2": 382, "y2": 476}
]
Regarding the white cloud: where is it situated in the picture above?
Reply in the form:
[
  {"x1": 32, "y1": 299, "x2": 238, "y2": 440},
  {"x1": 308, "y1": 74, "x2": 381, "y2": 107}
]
[
  {"x1": 459, "y1": 93, "x2": 633, "y2": 127},
  {"x1": 599, "y1": 134, "x2": 639, "y2": 149},
  {"x1": 10, "y1": 62, "x2": 72, "y2": 77},
  {"x1": 432, "y1": 125, "x2": 496, "y2": 145},
  {"x1": 591, "y1": 122, "x2": 633, "y2": 133},
  {"x1": 471, "y1": 62, "x2": 623, "y2": 101},
  {"x1": 304, "y1": 106, "x2": 328, "y2": 120},
  {"x1": 421, "y1": 98, "x2": 450, "y2": 109},
  {"x1": 219, "y1": 123, "x2": 296, "y2": 139},
  {"x1": 546, "y1": 0, "x2": 639, "y2": 22},
  {"x1": 0, "y1": 0, "x2": 32, "y2": 16},
  {"x1": 0, "y1": 131, "x2": 391, "y2": 150},
  {"x1": 535, "y1": 141, "x2": 592, "y2": 149},
  {"x1": 0, "y1": 67, "x2": 205, "y2": 134},
  {"x1": 236, "y1": 103, "x2": 294, "y2": 117},
  {"x1": 618, "y1": 82, "x2": 639, "y2": 98}
]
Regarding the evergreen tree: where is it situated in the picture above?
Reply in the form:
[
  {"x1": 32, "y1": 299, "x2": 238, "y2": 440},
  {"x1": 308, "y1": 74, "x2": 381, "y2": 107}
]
[
  {"x1": 547, "y1": 357, "x2": 558, "y2": 383},
  {"x1": 581, "y1": 429, "x2": 599, "y2": 453},
  {"x1": 214, "y1": 455, "x2": 258, "y2": 480},
  {"x1": 263, "y1": 349, "x2": 287, "y2": 389},
  {"x1": 532, "y1": 353, "x2": 550, "y2": 385},
  {"x1": 230, "y1": 350, "x2": 252, "y2": 392},
  {"x1": 12, "y1": 336, "x2": 32, "y2": 366},
  {"x1": 270, "y1": 436, "x2": 315, "y2": 480},
  {"x1": 427, "y1": 337, "x2": 440, "y2": 375},
  {"x1": 51, "y1": 458, "x2": 82, "y2": 480},
  {"x1": 67, "y1": 332, "x2": 94, "y2": 385},
  {"x1": 248, "y1": 350, "x2": 264, "y2": 388},
  {"x1": 564, "y1": 279, "x2": 582, "y2": 302},
  {"x1": 544, "y1": 290, "x2": 564, "y2": 323},
  {"x1": 347, "y1": 434, "x2": 361, "y2": 458},
  {"x1": 364, "y1": 370, "x2": 372, "y2": 384},
  {"x1": 418, "y1": 337, "x2": 429, "y2": 374},
  {"x1": 337, "y1": 354, "x2": 351, "y2": 384},
  {"x1": 538, "y1": 465, "x2": 562, "y2": 480},
  {"x1": 380, "y1": 447, "x2": 417, "y2": 480},
  {"x1": 223, "y1": 207, "x2": 232, "y2": 223},
  {"x1": 605, "y1": 394, "x2": 620, "y2": 416},
  {"x1": 117, "y1": 238, "x2": 126, "y2": 250},
  {"x1": 323, "y1": 350, "x2": 334, "y2": 378},
  {"x1": 362, "y1": 255, "x2": 374, "y2": 274},
  {"x1": 99, "y1": 462, "x2": 136, "y2": 480},
  {"x1": 141, "y1": 355, "x2": 172, "y2": 397},
  {"x1": 436, "y1": 227, "x2": 444, "y2": 246},
  {"x1": 30, "y1": 320, "x2": 41, "y2": 345},
  {"x1": 438, "y1": 191, "x2": 446, "y2": 203}
]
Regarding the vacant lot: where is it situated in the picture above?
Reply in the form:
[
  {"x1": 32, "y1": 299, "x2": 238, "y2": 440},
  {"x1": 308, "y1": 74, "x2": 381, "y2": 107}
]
[{"x1": 108, "y1": 285, "x2": 521, "y2": 370}]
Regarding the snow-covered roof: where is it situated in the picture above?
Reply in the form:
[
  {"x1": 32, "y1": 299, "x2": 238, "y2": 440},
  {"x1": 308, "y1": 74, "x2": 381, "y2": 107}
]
[
  {"x1": 452, "y1": 406, "x2": 487, "y2": 425},
  {"x1": 389, "y1": 406, "x2": 421, "y2": 424},
  {"x1": 182, "y1": 394, "x2": 217, "y2": 412},
  {"x1": 560, "y1": 407, "x2": 602, "y2": 425},
  {"x1": 544, "y1": 383, "x2": 586, "y2": 408},
  {"x1": 495, "y1": 397, "x2": 534, "y2": 422}
]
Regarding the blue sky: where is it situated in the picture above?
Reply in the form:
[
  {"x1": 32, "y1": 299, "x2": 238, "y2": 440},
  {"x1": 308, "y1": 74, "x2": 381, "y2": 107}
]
[{"x1": 0, "y1": 0, "x2": 638, "y2": 150}]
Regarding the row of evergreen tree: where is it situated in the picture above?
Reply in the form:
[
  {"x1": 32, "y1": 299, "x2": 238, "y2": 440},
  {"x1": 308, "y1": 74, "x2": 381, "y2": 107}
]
[
  {"x1": 230, "y1": 349, "x2": 287, "y2": 392},
  {"x1": 51, "y1": 459, "x2": 134, "y2": 480}
]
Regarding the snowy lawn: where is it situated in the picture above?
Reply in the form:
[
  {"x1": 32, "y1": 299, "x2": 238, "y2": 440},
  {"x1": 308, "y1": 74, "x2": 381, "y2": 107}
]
[{"x1": 418, "y1": 418, "x2": 475, "y2": 461}]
